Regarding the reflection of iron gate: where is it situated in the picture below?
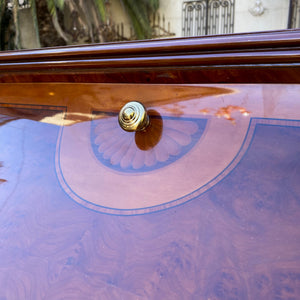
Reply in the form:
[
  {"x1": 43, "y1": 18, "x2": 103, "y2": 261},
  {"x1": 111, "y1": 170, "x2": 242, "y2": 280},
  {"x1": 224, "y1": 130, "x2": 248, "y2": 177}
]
[
  {"x1": 288, "y1": 0, "x2": 300, "y2": 28},
  {"x1": 182, "y1": 0, "x2": 235, "y2": 36}
]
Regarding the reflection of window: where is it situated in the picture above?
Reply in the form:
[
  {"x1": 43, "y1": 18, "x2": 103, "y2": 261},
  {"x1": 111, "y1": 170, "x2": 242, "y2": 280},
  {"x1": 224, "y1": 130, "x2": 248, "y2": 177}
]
[
  {"x1": 182, "y1": 0, "x2": 235, "y2": 36},
  {"x1": 288, "y1": 0, "x2": 300, "y2": 29}
]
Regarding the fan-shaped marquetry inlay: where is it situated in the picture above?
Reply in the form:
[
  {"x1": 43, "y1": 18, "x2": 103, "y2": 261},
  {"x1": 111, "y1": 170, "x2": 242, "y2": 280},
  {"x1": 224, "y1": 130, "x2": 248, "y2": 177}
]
[{"x1": 91, "y1": 111, "x2": 207, "y2": 173}]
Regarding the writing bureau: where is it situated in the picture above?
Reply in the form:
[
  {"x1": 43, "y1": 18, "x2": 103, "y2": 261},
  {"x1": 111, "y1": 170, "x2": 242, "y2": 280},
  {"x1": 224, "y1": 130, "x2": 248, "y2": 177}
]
[{"x1": 1, "y1": 30, "x2": 300, "y2": 299}]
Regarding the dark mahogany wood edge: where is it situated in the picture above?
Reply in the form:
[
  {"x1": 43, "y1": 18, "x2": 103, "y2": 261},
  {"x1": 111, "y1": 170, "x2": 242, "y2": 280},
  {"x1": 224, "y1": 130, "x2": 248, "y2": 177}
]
[
  {"x1": 1, "y1": 29, "x2": 300, "y2": 83},
  {"x1": 1, "y1": 29, "x2": 300, "y2": 62}
]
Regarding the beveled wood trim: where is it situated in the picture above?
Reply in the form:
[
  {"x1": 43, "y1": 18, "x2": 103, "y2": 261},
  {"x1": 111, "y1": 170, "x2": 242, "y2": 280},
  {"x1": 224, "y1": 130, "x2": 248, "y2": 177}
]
[
  {"x1": 1, "y1": 29, "x2": 300, "y2": 62},
  {"x1": 1, "y1": 50, "x2": 300, "y2": 70},
  {"x1": 0, "y1": 29, "x2": 300, "y2": 83}
]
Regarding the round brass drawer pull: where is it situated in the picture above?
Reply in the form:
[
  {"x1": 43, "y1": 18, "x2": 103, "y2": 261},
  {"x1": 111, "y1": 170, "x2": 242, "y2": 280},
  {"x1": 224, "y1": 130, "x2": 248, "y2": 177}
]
[{"x1": 118, "y1": 101, "x2": 149, "y2": 132}]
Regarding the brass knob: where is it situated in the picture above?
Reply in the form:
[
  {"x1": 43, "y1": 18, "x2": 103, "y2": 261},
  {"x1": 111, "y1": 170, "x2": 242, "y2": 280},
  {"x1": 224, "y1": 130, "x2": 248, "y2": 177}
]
[{"x1": 118, "y1": 101, "x2": 149, "y2": 132}]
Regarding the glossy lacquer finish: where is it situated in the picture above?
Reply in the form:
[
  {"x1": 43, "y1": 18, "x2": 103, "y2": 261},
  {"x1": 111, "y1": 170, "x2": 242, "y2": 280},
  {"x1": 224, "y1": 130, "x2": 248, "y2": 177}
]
[
  {"x1": 1, "y1": 29, "x2": 300, "y2": 84},
  {"x1": 1, "y1": 83, "x2": 300, "y2": 299}
]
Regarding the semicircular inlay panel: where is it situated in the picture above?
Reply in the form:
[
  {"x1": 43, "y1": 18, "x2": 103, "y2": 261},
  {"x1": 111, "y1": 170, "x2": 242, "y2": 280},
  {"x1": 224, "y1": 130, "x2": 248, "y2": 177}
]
[{"x1": 56, "y1": 112, "x2": 251, "y2": 215}]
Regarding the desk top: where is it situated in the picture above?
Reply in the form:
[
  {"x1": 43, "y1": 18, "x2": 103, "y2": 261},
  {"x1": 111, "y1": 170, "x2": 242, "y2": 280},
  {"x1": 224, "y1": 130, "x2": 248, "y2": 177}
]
[{"x1": 1, "y1": 83, "x2": 300, "y2": 299}]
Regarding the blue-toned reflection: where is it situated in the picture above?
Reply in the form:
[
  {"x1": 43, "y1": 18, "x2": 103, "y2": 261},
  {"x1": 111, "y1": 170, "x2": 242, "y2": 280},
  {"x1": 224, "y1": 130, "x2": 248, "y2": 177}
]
[{"x1": 91, "y1": 111, "x2": 207, "y2": 173}]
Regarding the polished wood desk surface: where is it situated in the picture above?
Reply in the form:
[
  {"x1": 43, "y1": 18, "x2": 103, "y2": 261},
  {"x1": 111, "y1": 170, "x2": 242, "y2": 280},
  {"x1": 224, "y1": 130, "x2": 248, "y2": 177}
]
[{"x1": 1, "y1": 82, "x2": 300, "y2": 299}]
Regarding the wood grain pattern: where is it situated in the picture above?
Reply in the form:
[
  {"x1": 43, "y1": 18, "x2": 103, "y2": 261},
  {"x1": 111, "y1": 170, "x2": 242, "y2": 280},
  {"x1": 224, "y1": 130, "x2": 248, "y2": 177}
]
[
  {"x1": 1, "y1": 83, "x2": 300, "y2": 299},
  {"x1": 1, "y1": 30, "x2": 300, "y2": 299},
  {"x1": 1, "y1": 119, "x2": 300, "y2": 299},
  {"x1": 1, "y1": 30, "x2": 300, "y2": 84}
]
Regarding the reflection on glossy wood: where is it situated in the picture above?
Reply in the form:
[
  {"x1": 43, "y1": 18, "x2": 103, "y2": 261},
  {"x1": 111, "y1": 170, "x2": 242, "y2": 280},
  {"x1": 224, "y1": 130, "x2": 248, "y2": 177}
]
[
  {"x1": 0, "y1": 162, "x2": 5, "y2": 184},
  {"x1": 92, "y1": 112, "x2": 202, "y2": 172},
  {"x1": 0, "y1": 83, "x2": 234, "y2": 124},
  {"x1": 0, "y1": 30, "x2": 300, "y2": 84},
  {"x1": 1, "y1": 82, "x2": 300, "y2": 298},
  {"x1": 135, "y1": 110, "x2": 163, "y2": 150},
  {"x1": 1, "y1": 118, "x2": 300, "y2": 298},
  {"x1": 200, "y1": 105, "x2": 250, "y2": 124}
]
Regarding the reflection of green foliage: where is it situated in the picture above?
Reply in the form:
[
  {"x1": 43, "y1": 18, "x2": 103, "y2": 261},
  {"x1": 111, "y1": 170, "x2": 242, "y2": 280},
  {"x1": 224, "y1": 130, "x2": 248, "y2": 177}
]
[
  {"x1": 45, "y1": 0, "x2": 159, "y2": 41},
  {"x1": 0, "y1": 0, "x2": 8, "y2": 50},
  {"x1": 94, "y1": 0, "x2": 107, "y2": 22},
  {"x1": 47, "y1": 0, "x2": 107, "y2": 22},
  {"x1": 0, "y1": 0, "x2": 160, "y2": 50},
  {"x1": 47, "y1": 0, "x2": 64, "y2": 14},
  {"x1": 0, "y1": 0, "x2": 5, "y2": 16},
  {"x1": 120, "y1": 0, "x2": 159, "y2": 39},
  {"x1": 47, "y1": 0, "x2": 58, "y2": 16},
  {"x1": 46, "y1": 0, "x2": 69, "y2": 43}
]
